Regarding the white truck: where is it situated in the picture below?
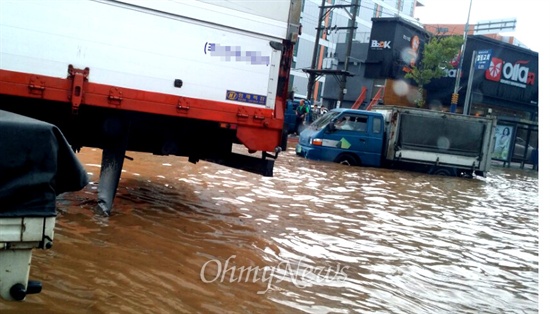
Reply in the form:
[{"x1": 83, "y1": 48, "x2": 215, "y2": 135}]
[{"x1": 0, "y1": 0, "x2": 301, "y2": 213}]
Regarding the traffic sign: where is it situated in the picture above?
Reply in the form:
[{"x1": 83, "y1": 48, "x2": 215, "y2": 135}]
[{"x1": 474, "y1": 49, "x2": 493, "y2": 70}]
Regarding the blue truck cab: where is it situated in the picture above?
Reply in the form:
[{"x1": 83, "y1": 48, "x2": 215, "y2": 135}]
[{"x1": 296, "y1": 108, "x2": 385, "y2": 166}]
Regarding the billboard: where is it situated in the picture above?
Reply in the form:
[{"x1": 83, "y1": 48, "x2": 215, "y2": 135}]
[
  {"x1": 426, "y1": 35, "x2": 538, "y2": 109},
  {"x1": 365, "y1": 17, "x2": 429, "y2": 79}
]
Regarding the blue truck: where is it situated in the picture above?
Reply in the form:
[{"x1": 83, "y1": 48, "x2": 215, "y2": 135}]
[{"x1": 296, "y1": 106, "x2": 496, "y2": 177}]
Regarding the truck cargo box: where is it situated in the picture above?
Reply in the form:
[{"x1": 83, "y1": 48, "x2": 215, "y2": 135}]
[
  {"x1": 0, "y1": 0, "x2": 289, "y2": 108},
  {"x1": 374, "y1": 106, "x2": 496, "y2": 176}
]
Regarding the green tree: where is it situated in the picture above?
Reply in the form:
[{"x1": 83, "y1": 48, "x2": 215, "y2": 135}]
[{"x1": 405, "y1": 35, "x2": 463, "y2": 108}]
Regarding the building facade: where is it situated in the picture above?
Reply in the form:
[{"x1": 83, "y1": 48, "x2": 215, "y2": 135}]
[
  {"x1": 290, "y1": 0, "x2": 422, "y2": 105},
  {"x1": 422, "y1": 21, "x2": 538, "y2": 167},
  {"x1": 426, "y1": 35, "x2": 538, "y2": 165},
  {"x1": 423, "y1": 22, "x2": 526, "y2": 48}
]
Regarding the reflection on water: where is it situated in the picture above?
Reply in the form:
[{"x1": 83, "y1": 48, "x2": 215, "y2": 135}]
[{"x1": 1, "y1": 145, "x2": 538, "y2": 313}]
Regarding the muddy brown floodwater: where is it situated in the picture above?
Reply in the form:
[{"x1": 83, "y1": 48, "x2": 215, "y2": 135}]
[{"x1": 0, "y1": 143, "x2": 538, "y2": 314}]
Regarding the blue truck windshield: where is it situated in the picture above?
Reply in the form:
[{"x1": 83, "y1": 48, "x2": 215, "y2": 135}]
[{"x1": 310, "y1": 111, "x2": 340, "y2": 130}]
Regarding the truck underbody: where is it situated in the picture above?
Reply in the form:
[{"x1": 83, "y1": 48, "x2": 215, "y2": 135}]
[{"x1": 0, "y1": 67, "x2": 284, "y2": 214}]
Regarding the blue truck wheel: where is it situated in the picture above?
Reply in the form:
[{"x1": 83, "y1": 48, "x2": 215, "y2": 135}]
[{"x1": 335, "y1": 154, "x2": 358, "y2": 166}]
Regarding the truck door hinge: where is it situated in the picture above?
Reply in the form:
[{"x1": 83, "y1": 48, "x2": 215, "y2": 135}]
[
  {"x1": 176, "y1": 97, "x2": 190, "y2": 113},
  {"x1": 237, "y1": 109, "x2": 249, "y2": 119},
  {"x1": 253, "y1": 112, "x2": 266, "y2": 121},
  {"x1": 253, "y1": 112, "x2": 269, "y2": 127},
  {"x1": 28, "y1": 76, "x2": 46, "y2": 96},
  {"x1": 68, "y1": 65, "x2": 89, "y2": 114},
  {"x1": 108, "y1": 87, "x2": 123, "y2": 106}
]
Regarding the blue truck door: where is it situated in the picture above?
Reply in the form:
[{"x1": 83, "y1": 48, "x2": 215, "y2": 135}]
[
  {"x1": 325, "y1": 113, "x2": 383, "y2": 166},
  {"x1": 284, "y1": 100, "x2": 297, "y2": 134},
  {"x1": 367, "y1": 115, "x2": 384, "y2": 166}
]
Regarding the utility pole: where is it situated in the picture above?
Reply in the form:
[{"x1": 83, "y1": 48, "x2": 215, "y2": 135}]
[
  {"x1": 306, "y1": 0, "x2": 326, "y2": 101},
  {"x1": 304, "y1": 2, "x2": 356, "y2": 106},
  {"x1": 463, "y1": 50, "x2": 478, "y2": 116},
  {"x1": 337, "y1": 0, "x2": 359, "y2": 108},
  {"x1": 450, "y1": 0, "x2": 473, "y2": 113}
]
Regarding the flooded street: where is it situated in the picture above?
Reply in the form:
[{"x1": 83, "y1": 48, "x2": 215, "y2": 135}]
[{"x1": 0, "y1": 143, "x2": 538, "y2": 313}]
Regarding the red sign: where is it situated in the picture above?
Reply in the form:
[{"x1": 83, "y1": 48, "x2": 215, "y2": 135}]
[{"x1": 485, "y1": 57, "x2": 535, "y2": 88}]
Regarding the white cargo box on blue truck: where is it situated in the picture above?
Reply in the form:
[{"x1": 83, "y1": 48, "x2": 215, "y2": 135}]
[{"x1": 296, "y1": 106, "x2": 496, "y2": 177}]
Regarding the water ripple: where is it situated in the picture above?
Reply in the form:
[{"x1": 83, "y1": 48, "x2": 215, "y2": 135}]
[{"x1": 1, "y1": 148, "x2": 537, "y2": 314}]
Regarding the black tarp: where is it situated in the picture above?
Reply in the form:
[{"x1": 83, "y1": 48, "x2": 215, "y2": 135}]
[{"x1": 0, "y1": 110, "x2": 88, "y2": 217}]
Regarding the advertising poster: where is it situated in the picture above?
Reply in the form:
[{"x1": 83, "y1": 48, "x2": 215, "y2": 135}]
[
  {"x1": 365, "y1": 18, "x2": 428, "y2": 79},
  {"x1": 492, "y1": 124, "x2": 515, "y2": 161}
]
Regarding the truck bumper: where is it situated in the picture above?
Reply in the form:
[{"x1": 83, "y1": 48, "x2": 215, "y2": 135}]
[
  {"x1": 0, "y1": 217, "x2": 55, "y2": 301},
  {"x1": 296, "y1": 143, "x2": 335, "y2": 162}
]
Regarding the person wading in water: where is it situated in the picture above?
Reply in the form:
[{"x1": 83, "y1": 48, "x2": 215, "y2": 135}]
[{"x1": 295, "y1": 99, "x2": 309, "y2": 134}]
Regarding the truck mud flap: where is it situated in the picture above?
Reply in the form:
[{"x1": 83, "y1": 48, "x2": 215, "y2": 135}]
[
  {"x1": 280, "y1": 129, "x2": 289, "y2": 151},
  {"x1": 205, "y1": 153, "x2": 275, "y2": 177}
]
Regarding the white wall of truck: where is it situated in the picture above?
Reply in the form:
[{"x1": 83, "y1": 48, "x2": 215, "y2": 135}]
[{"x1": 0, "y1": 0, "x2": 295, "y2": 108}]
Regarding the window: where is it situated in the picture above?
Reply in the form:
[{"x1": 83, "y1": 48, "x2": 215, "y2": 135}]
[
  {"x1": 373, "y1": 4, "x2": 381, "y2": 17},
  {"x1": 293, "y1": 39, "x2": 300, "y2": 57},
  {"x1": 373, "y1": 117, "x2": 382, "y2": 133},
  {"x1": 354, "y1": 116, "x2": 368, "y2": 132},
  {"x1": 335, "y1": 115, "x2": 367, "y2": 132}
]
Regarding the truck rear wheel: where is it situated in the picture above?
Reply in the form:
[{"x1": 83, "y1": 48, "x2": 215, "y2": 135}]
[
  {"x1": 335, "y1": 154, "x2": 358, "y2": 166},
  {"x1": 430, "y1": 167, "x2": 457, "y2": 177}
]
